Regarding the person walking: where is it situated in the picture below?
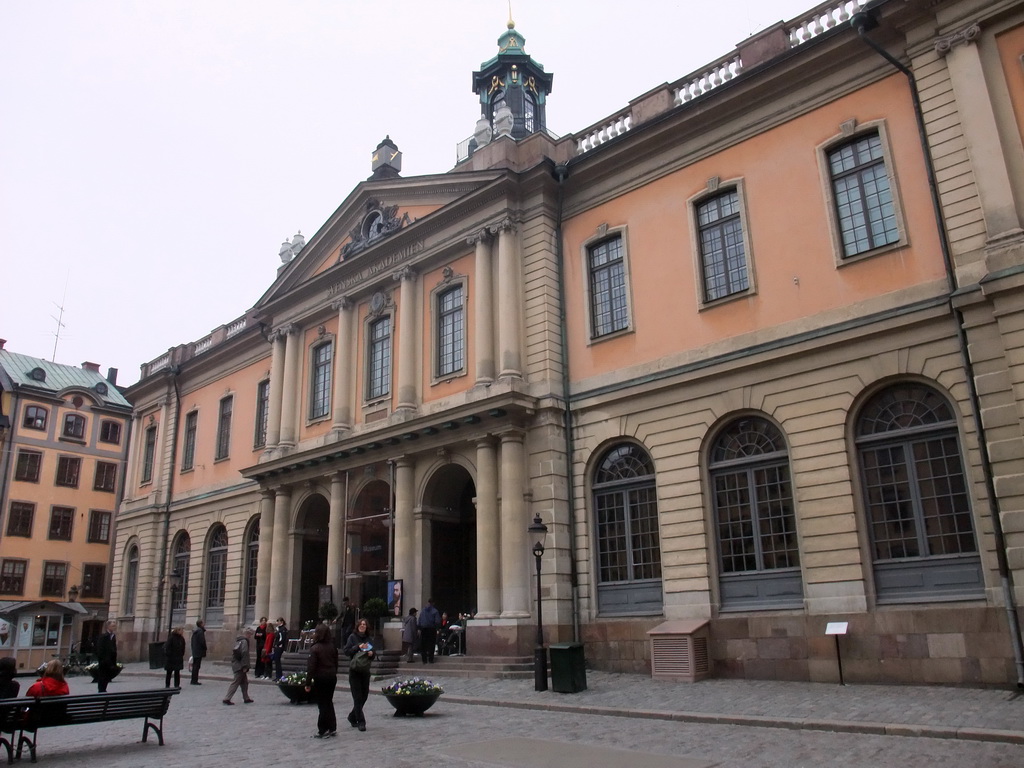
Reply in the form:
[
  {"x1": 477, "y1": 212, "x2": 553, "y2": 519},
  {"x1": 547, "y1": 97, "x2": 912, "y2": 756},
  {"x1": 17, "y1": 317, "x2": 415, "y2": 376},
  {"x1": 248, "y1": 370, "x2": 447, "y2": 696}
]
[
  {"x1": 163, "y1": 626, "x2": 186, "y2": 688},
  {"x1": 190, "y1": 619, "x2": 207, "y2": 685},
  {"x1": 253, "y1": 617, "x2": 269, "y2": 680},
  {"x1": 272, "y1": 617, "x2": 288, "y2": 681},
  {"x1": 418, "y1": 598, "x2": 441, "y2": 664},
  {"x1": 305, "y1": 624, "x2": 338, "y2": 738},
  {"x1": 223, "y1": 627, "x2": 255, "y2": 705},
  {"x1": 343, "y1": 618, "x2": 375, "y2": 731},
  {"x1": 94, "y1": 620, "x2": 118, "y2": 692},
  {"x1": 401, "y1": 607, "x2": 418, "y2": 662}
]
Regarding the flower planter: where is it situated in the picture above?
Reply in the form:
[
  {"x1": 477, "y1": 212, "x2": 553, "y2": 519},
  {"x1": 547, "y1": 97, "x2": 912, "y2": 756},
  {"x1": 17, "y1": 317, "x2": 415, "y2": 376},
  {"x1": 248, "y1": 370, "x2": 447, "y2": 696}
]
[
  {"x1": 278, "y1": 682, "x2": 313, "y2": 704},
  {"x1": 383, "y1": 692, "x2": 441, "y2": 717},
  {"x1": 87, "y1": 665, "x2": 122, "y2": 683}
]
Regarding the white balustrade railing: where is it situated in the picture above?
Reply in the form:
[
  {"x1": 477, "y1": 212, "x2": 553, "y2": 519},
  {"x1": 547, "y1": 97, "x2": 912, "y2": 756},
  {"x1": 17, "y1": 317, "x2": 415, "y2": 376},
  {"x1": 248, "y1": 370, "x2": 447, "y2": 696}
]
[
  {"x1": 147, "y1": 354, "x2": 170, "y2": 375},
  {"x1": 225, "y1": 317, "x2": 247, "y2": 338},
  {"x1": 787, "y1": 0, "x2": 868, "y2": 46},
  {"x1": 193, "y1": 336, "x2": 213, "y2": 355},
  {"x1": 673, "y1": 54, "x2": 743, "y2": 106},
  {"x1": 575, "y1": 109, "x2": 632, "y2": 155}
]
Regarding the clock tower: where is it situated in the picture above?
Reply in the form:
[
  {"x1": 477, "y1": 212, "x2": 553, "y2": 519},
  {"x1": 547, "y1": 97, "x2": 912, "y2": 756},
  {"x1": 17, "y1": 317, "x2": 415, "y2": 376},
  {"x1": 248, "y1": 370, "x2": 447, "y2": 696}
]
[{"x1": 471, "y1": 15, "x2": 553, "y2": 140}]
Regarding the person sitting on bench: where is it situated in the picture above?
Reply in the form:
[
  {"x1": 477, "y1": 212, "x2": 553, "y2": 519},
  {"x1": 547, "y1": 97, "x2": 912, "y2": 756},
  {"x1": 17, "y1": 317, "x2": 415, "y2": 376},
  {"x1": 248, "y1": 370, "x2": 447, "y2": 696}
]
[{"x1": 27, "y1": 660, "x2": 69, "y2": 698}]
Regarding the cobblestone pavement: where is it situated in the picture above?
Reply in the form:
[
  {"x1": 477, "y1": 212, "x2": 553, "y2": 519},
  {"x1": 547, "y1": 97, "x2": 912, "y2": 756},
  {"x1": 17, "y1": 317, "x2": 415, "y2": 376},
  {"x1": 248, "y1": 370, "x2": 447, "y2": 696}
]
[{"x1": 14, "y1": 663, "x2": 1023, "y2": 767}]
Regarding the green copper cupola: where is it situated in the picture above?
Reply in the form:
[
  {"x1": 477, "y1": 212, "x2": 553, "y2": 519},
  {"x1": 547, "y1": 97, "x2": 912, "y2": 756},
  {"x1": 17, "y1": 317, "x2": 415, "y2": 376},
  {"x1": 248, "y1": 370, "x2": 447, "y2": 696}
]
[{"x1": 471, "y1": 16, "x2": 553, "y2": 140}]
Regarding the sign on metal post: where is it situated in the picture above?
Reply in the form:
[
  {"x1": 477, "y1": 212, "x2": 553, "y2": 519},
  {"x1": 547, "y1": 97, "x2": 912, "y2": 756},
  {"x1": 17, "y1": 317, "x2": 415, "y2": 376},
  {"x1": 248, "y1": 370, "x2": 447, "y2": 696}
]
[{"x1": 825, "y1": 621, "x2": 849, "y2": 686}]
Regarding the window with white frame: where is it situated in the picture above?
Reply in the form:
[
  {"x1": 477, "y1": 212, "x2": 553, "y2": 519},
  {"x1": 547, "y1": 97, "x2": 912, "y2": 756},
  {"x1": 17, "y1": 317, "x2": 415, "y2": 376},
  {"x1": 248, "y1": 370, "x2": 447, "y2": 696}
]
[
  {"x1": 592, "y1": 443, "x2": 663, "y2": 615},
  {"x1": 827, "y1": 130, "x2": 900, "y2": 258},
  {"x1": 709, "y1": 416, "x2": 803, "y2": 610},
  {"x1": 215, "y1": 396, "x2": 232, "y2": 460},
  {"x1": 436, "y1": 284, "x2": 465, "y2": 377},
  {"x1": 855, "y1": 382, "x2": 982, "y2": 602},
  {"x1": 587, "y1": 235, "x2": 629, "y2": 338},
  {"x1": 697, "y1": 189, "x2": 750, "y2": 302},
  {"x1": 309, "y1": 341, "x2": 333, "y2": 419},
  {"x1": 205, "y1": 525, "x2": 228, "y2": 624},
  {"x1": 367, "y1": 316, "x2": 392, "y2": 400},
  {"x1": 181, "y1": 411, "x2": 198, "y2": 471}
]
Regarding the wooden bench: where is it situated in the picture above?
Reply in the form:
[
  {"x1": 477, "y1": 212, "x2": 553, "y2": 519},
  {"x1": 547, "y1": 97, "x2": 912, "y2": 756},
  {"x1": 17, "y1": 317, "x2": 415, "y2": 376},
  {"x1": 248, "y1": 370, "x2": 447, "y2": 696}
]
[{"x1": 0, "y1": 687, "x2": 180, "y2": 763}]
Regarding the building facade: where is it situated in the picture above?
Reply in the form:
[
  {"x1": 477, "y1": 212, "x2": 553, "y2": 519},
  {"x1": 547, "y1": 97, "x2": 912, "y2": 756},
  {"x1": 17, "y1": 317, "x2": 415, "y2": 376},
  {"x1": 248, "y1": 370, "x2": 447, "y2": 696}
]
[
  {"x1": 112, "y1": 0, "x2": 1024, "y2": 685},
  {"x1": 0, "y1": 343, "x2": 130, "y2": 671}
]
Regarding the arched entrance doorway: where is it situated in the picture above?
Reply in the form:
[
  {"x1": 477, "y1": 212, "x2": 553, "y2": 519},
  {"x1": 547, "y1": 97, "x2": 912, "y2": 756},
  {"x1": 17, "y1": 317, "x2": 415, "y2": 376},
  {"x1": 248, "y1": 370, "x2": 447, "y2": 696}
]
[
  {"x1": 346, "y1": 479, "x2": 391, "y2": 610},
  {"x1": 423, "y1": 464, "x2": 476, "y2": 618},
  {"x1": 296, "y1": 494, "x2": 329, "y2": 626}
]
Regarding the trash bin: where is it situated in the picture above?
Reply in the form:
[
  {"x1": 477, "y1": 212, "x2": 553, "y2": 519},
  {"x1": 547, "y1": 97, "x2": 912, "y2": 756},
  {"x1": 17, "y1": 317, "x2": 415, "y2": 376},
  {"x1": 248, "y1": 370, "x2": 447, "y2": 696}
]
[
  {"x1": 549, "y1": 642, "x2": 586, "y2": 693},
  {"x1": 148, "y1": 641, "x2": 166, "y2": 670}
]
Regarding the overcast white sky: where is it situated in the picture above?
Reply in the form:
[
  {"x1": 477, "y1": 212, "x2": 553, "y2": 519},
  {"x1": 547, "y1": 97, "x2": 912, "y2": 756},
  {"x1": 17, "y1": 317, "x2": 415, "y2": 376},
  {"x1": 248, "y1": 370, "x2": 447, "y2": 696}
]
[{"x1": 1, "y1": 0, "x2": 820, "y2": 386}]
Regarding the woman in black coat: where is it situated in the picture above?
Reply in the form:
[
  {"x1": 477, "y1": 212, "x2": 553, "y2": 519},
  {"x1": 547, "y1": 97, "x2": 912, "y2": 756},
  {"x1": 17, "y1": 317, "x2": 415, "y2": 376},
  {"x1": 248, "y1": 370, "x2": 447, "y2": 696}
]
[
  {"x1": 343, "y1": 618, "x2": 375, "y2": 732},
  {"x1": 164, "y1": 627, "x2": 186, "y2": 688},
  {"x1": 304, "y1": 624, "x2": 338, "y2": 738}
]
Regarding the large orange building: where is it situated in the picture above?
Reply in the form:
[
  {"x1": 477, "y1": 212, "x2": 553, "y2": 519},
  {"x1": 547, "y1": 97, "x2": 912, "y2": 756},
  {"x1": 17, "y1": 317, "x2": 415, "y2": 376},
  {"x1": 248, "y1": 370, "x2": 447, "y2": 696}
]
[
  {"x1": 112, "y1": 0, "x2": 1024, "y2": 685},
  {"x1": 0, "y1": 343, "x2": 131, "y2": 671}
]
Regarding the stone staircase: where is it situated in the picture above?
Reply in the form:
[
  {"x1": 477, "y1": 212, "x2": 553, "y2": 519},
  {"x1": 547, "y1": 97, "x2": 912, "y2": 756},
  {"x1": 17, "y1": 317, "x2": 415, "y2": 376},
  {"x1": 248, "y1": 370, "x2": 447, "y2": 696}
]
[{"x1": 272, "y1": 649, "x2": 533, "y2": 681}]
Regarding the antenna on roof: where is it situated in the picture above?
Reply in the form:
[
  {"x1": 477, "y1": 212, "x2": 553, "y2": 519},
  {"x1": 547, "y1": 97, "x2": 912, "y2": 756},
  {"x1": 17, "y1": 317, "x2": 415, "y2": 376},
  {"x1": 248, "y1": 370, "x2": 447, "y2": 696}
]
[{"x1": 50, "y1": 271, "x2": 69, "y2": 362}]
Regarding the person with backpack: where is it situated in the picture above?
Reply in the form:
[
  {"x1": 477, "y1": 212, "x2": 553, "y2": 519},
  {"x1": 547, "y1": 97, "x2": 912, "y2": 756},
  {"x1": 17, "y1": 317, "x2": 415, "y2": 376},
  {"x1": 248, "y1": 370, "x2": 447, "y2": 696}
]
[{"x1": 222, "y1": 627, "x2": 255, "y2": 705}]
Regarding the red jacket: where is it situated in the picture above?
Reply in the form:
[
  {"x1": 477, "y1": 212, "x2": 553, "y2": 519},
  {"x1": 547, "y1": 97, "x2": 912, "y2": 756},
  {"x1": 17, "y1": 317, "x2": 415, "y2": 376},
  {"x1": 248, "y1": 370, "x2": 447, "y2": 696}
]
[{"x1": 26, "y1": 676, "x2": 69, "y2": 697}]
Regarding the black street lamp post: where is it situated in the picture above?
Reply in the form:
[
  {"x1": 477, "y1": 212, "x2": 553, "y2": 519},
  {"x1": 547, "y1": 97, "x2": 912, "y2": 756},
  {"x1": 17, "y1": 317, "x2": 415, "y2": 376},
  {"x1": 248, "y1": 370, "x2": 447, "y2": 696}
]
[
  {"x1": 528, "y1": 513, "x2": 548, "y2": 692},
  {"x1": 166, "y1": 571, "x2": 183, "y2": 635}
]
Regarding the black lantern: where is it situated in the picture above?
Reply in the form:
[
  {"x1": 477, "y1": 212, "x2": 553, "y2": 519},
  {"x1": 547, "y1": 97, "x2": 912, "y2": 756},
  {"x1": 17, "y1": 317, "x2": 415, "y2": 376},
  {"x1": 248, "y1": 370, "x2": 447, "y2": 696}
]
[
  {"x1": 527, "y1": 513, "x2": 548, "y2": 692},
  {"x1": 166, "y1": 571, "x2": 183, "y2": 633}
]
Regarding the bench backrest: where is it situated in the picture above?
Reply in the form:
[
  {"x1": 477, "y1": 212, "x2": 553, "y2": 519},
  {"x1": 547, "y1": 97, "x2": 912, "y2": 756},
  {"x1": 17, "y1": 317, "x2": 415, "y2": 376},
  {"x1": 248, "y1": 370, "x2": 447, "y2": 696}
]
[{"x1": 24, "y1": 688, "x2": 179, "y2": 729}]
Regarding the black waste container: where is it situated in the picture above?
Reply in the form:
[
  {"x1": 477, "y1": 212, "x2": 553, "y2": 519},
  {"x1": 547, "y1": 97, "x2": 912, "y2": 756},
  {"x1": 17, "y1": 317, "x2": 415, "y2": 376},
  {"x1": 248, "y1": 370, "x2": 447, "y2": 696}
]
[
  {"x1": 148, "y1": 641, "x2": 166, "y2": 670},
  {"x1": 549, "y1": 642, "x2": 586, "y2": 693}
]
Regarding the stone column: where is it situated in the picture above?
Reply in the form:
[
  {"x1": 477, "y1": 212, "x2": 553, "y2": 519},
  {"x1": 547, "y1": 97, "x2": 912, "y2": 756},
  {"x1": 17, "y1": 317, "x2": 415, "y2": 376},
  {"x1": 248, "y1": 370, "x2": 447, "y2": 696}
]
[
  {"x1": 936, "y1": 24, "x2": 1022, "y2": 245},
  {"x1": 474, "y1": 437, "x2": 500, "y2": 618},
  {"x1": 326, "y1": 472, "x2": 345, "y2": 607},
  {"x1": 331, "y1": 298, "x2": 354, "y2": 433},
  {"x1": 472, "y1": 231, "x2": 495, "y2": 385},
  {"x1": 279, "y1": 326, "x2": 301, "y2": 447},
  {"x1": 393, "y1": 458, "x2": 417, "y2": 603},
  {"x1": 499, "y1": 430, "x2": 529, "y2": 616},
  {"x1": 266, "y1": 329, "x2": 287, "y2": 449},
  {"x1": 493, "y1": 219, "x2": 522, "y2": 379},
  {"x1": 394, "y1": 268, "x2": 419, "y2": 411},
  {"x1": 254, "y1": 489, "x2": 275, "y2": 620},
  {"x1": 268, "y1": 485, "x2": 292, "y2": 621}
]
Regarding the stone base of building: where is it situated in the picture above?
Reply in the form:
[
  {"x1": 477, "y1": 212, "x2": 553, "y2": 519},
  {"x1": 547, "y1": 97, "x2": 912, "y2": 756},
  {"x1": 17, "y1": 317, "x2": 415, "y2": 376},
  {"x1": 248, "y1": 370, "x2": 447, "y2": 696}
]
[{"x1": 579, "y1": 605, "x2": 1018, "y2": 686}]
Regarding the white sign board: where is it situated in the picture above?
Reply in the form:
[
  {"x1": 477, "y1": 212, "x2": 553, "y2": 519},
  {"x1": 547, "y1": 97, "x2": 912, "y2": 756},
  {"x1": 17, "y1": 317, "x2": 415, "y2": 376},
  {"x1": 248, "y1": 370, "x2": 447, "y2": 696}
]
[{"x1": 825, "y1": 621, "x2": 849, "y2": 636}]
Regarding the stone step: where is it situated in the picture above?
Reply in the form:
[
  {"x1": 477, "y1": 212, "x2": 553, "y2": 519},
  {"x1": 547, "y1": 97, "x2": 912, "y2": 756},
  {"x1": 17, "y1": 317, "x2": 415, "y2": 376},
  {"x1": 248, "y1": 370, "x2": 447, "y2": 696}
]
[{"x1": 252, "y1": 650, "x2": 535, "y2": 681}]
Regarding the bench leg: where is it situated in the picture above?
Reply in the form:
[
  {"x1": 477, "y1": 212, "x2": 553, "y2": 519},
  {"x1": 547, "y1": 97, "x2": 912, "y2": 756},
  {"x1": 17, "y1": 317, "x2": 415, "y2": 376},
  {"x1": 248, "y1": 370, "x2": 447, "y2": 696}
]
[
  {"x1": 17, "y1": 730, "x2": 36, "y2": 764},
  {"x1": 0, "y1": 735, "x2": 11, "y2": 765},
  {"x1": 142, "y1": 716, "x2": 164, "y2": 746}
]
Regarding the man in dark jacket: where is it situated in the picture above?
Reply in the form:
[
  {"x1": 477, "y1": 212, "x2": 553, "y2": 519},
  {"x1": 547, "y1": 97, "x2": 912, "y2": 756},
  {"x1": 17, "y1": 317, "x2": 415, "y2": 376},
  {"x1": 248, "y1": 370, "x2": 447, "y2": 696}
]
[
  {"x1": 190, "y1": 619, "x2": 207, "y2": 685},
  {"x1": 94, "y1": 620, "x2": 118, "y2": 692},
  {"x1": 253, "y1": 617, "x2": 268, "y2": 679},
  {"x1": 272, "y1": 618, "x2": 288, "y2": 681},
  {"x1": 417, "y1": 599, "x2": 441, "y2": 664},
  {"x1": 222, "y1": 627, "x2": 254, "y2": 705}
]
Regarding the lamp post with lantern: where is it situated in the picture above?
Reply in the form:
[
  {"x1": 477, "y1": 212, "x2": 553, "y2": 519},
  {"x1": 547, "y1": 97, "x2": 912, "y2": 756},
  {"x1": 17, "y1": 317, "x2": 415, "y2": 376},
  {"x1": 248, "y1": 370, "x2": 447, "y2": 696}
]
[
  {"x1": 527, "y1": 513, "x2": 549, "y2": 692},
  {"x1": 166, "y1": 571, "x2": 183, "y2": 635}
]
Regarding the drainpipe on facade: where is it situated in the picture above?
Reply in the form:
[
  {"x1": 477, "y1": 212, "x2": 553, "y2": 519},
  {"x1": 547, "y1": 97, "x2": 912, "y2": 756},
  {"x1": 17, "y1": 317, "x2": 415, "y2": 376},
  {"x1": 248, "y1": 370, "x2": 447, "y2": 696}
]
[
  {"x1": 853, "y1": 12, "x2": 1024, "y2": 687},
  {"x1": 154, "y1": 366, "x2": 183, "y2": 641},
  {"x1": 553, "y1": 161, "x2": 581, "y2": 643}
]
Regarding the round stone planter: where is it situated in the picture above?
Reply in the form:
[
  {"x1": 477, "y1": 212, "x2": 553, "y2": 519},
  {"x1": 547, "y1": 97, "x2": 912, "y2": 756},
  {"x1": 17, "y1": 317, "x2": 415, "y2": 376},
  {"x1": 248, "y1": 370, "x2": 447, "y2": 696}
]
[
  {"x1": 277, "y1": 682, "x2": 312, "y2": 704},
  {"x1": 383, "y1": 692, "x2": 441, "y2": 717}
]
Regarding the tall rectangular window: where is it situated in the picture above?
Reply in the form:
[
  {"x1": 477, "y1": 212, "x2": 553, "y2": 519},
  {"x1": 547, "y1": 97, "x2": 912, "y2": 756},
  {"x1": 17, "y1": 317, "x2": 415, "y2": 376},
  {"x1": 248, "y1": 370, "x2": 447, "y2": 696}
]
[
  {"x1": 55, "y1": 456, "x2": 81, "y2": 488},
  {"x1": 437, "y1": 285, "x2": 465, "y2": 377},
  {"x1": 81, "y1": 564, "x2": 106, "y2": 599},
  {"x1": 697, "y1": 189, "x2": 748, "y2": 302},
  {"x1": 6, "y1": 502, "x2": 34, "y2": 537},
  {"x1": 94, "y1": 460, "x2": 117, "y2": 492},
  {"x1": 123, "y1": 547, "x2": 139, "y2": 614},
  {"x1": 141, "y1": 426, "x2": 157, "y2": 484},
  {"x1": 254, "y1": 379, "x2": 270, "y2": 448},
  {"x1": 181, "y1": 411, "x2": 198, "y2": 471},
  {"x1": 14, "y1": 450, "x2": 41, "y2": 483},
  {"x1": 0, "y1": 560, "x2": 26, "y2": 595},
  {"x1": 215, "y1": 396, "x2": 233, "y2": 460},
  {"x1": 48, "y1": 506, "x2": 74, "y2": 541},
  {"x1": 367, "y1": 317, "x2": 392, "y2": 400},
  {"x1": 41, "y1": 562, "x2": 67, "y2": 597},
  {"x1": 62, "y1": 413, "x2": 86, "y2": 440},
  {"x1": 828, "y1": 132, "x2": 899, "y2": 257},
  {"x1": 309, "y1": 342, "x2": 332, "y2": 419},
  {"x1": 87, "y1": 510, "x2": 112, "y2": 543},
  {"x1": 588, "y1": 235, "x2": 629, "y2": 338}
]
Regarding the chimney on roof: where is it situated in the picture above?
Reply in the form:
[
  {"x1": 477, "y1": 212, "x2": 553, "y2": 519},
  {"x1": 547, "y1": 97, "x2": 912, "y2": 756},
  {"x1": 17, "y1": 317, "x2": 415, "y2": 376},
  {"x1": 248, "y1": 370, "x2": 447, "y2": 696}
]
[
  {"x1": 82, "y1": 361, "x2": 100, "y2": 373},
  {"x1": 106, "y1": 367, "x2": 118, "y2": 385},
  {"x1": 0, "y1": 339, "x2": 5, "y2": 350}
]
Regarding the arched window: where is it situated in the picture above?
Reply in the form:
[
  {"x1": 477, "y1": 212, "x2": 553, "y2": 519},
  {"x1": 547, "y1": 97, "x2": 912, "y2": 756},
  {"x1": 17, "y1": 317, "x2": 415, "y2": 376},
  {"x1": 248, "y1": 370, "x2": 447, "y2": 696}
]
[
  {"x1": 170, "y1": 533, "x2": 190, "y2": 626},
  {"x1": 244, "y1": 520, "x2": 260, "y2": 624},
  {"x1": 205, "y1": 526, "x2": 228, "y2": 625},
  {"x1": 592, "y1": 443, "x2": 662, "y2": 615},
  {"x1": 855, "y1": 383, "x2": 981, "y2": 602},
  {"x1": 709, "y1": 416, "x2": 803, "y2": 610},
  {"x1": 523, "y1": 91, "x2": 536, "y2": 133},
  {"x1": 123, "y1": 546, "x2": 139, "y2": 615},
  {"x1": 490, "y1": 89, "x2": 506, "y2": 124}
]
